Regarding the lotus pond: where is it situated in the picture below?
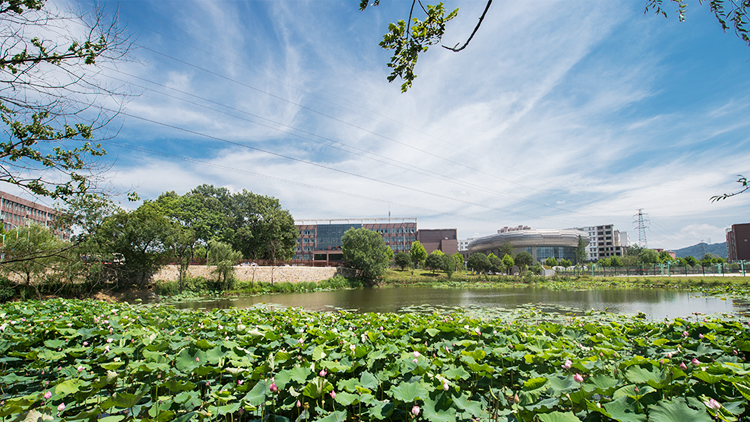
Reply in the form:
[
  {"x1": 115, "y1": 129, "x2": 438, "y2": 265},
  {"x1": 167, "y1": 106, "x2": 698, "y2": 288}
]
[
  {"x1": 1, "y1": 299, "x2": 750, "y2": 422},
  {"x1": 169, "y1": 286, "x2": 743, "y2": 320}
]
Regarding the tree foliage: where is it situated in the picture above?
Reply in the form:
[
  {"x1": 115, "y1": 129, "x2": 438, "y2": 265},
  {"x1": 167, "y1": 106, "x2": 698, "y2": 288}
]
[
  {"x1": 1, "y1": 222, "x2": 60, "y2": 286},
  {"x1": 467, "y1": 252, "x2": 490, "y2": 273},
  {"x1": 499, "y1": 241, "x2": 514, "y2": 258},
  {"x1": 394, "y1": 251, "x2": 411, "y2": 270},
  {"x1": 207, "y1": 239, "x2": 242, "y2": 291},
  {"x1": 545, "y1": 257, "x2": 558, "y2": 267},
  {"x1": 0, "y1": 0, "x2": 130, "y2": 201},
  {"x1": 341, "y1": 228, "x2": 391, "y2": 282},
  {"x1": 409, "y1": 240, "x2": 427, "y2": 267},
  {"x1": 502, "y1": 254, "x2": 514, "y2": 274},
  {"x1": 515, "y1": 251, "x2": 533, "y2": 272},
  {"x1": 425, "y1": 251, "x2": 444, "y2": 274}
]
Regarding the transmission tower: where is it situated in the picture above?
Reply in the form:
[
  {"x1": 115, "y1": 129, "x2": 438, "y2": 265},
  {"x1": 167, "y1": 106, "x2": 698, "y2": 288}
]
[
  {"x1": 633, "y1": 209, "x2": 649, "y2": 248},
  {"x1": 699, "y1": 240, "x2": 706, "y2": 258}
]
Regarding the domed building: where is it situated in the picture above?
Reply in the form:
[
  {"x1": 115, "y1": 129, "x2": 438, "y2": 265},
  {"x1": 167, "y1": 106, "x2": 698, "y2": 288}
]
[{"x1": 467, "y1": 226, "x2": 589, "y2": 264}]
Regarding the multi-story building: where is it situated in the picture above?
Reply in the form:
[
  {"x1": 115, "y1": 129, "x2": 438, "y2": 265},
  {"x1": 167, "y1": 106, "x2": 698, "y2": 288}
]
[
  {"x1": 726, "y1": 223, "x2": 750, "y2": 262},
  {"x1": 468, "y1": 227, "x2": 589, "y2": 264},
  {"x1": 294, "y1": 218, "x2": 418, "y2": 264},
  {"x1": 0, "y1": 191, "x2": 70, "y2": 241},
  {"x1": 417, "y1": 228, "x2": 458, "y2": 256},
  {"x1": 578, "y1": 224, "x2": 629, "y2": 261}
]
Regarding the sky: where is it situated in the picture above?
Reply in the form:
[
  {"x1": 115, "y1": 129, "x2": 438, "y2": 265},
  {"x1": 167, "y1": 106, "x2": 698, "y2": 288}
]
[{"x1": 16, "y1": 0, "x2": 750, "y2": 250}]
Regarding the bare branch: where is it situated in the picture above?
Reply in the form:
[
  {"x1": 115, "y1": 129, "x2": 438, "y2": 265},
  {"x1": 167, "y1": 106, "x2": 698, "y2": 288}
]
[{"x1": 442, "y1": 0, "x2": 492, "y2": 52}]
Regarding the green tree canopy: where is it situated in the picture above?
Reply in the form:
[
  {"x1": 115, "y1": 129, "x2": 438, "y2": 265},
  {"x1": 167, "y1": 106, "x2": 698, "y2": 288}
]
[
  {"x1": 409, "y1": 240, "x2": 427, "y2": 267},
  {"x1": 499, "y1": 242, "x2": 514, "y2": 258},
  {"x1": 545, "y1": 257, "x2": 558, "y2": 267},
  {"x1": 341, "y1": 228, "x2": 391, "y2": 282},
  {"x1": 207, "y1": 239, "x2": 242, "y2": 291},
  {"x1": 515, "y1": 251, "x2": 533, "y2": 272},
  {"x1": 1, "y1": 223, "x2": 61, "y2": 287},
  {"x1": 394, "y1": 251, "x2": 411, "y2": 270},
  {"x1": 451, "y1": 252, "x2": 464, "y2": 272},
  {"x1": 502, "y1": 254, "x2": 515, "y2": 274},
  {"x1": 576, "y1": 235, "x2": 587, "y2": 264},
  {"x1": 425, "y1": 251, "x2": 444, "y2": 274},
  {"x1": 467, "y1": 252, "x2": 490, "y2": 273},
  {"x1": 638, "y1": 249, "x2": 659, "y2": 265}
]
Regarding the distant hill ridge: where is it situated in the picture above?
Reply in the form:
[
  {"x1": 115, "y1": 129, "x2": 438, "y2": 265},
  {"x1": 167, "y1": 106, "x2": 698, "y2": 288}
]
[{"x1": 673, "y1": 242, "x2": 727, "y2": 259}]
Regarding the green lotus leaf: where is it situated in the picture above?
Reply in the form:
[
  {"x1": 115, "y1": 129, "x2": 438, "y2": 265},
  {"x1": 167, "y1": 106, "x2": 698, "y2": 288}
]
[
  {"x1": 547, "y1": 375, "x2": 576, "y2": 395},
  {"x1": 244, "y1": 379, "x2": 269, "y2": 406},
  {"x1": 390, "y1": 380, "x2": 429, "y2": 402},
  {"x1": 625, "y1": 365, "x2": 662, "y2": 384},
  {"x1": 55, "y1": 379, "x2": 83, "y2": 396},
  {"x1": 602, "y1": 396, "x2": 646, "y2": 422},
  {"x1": 648, "y1": 397, "x2": 712, "y2": 422},
  {"x1": 583, "y1": 374, "x2": 619, "y2": 394},
  {"x1": 314, "y1": 410, "x2": 346, "y2": 422},
  {"x1": 422, "y1": 391, "x2": 457, "y2": 422},
  {"x1": 536, "y1": 411, "x2": 581, "y2": 422},
  {"x1": 452, "y1": 392, "x2": 482, "y2": 417},
  {"x1": 693, "y1": 370, "x2": 724, "y2": 384},
  {"x1": 162, "y1": 379, "x2": 196, "y2": 393},
  {"x1": 443, "y1": 365, "x2": 470, "y2": 380},
  {"x1": 333, "y1": 391, "x2": 360, "y2": 406},
  {"x1": 523, "y1": 376, "x2": 548, "y2": 390}
]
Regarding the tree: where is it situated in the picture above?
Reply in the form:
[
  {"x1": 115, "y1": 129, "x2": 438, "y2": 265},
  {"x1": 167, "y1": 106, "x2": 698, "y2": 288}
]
[
  {"x1": 451, "y1": 251, "x2": 464, "y2": 272},
  {"x1": 1, "y1": 223, "x2": 61, "y2": 287},
  {"x1": 488, "y1": 254, "x2": 505, "y2": 274},
  {"x1": 545, "y1": 257, "x2": 558, "y2": 267},
  {"x1": 685, "y1": 255, "x2": 698, "y2": 267},
  {"x1": 362, "y1": 1, "x2": 750, "y2": 92},
  {"x1": 610, "y1": 256, "x2": 623, "y2": 267},
  {"x1": 207, "y1": 239, "x2": 242, "y2": 291},
  {"x1": 425, "y1": 251, "x2": 444, "y2": 274},
  {"x1": 598, "y1": 257, "x2": 611, "y2": 267},
  {"x1": 515, "y1": 251, "x2": 533, "y2": 272},
  {"x1": 638, "y1": 248, "x2": 659, "y2": 265},
  {"x1": 658, "y1": 251, "x2": 675, "y2": 263},
  {"x1": 467, "y1": 252, "x2": 490, "y2": 273},
  {"x1": 559, "y1": 259, "x2": 572, "y2": 268},
  {"x1": 502, "y1": 254, "x2": 514, "y2": 274},
  {"x1": 341, "y1": 228, "x2": 391, "y2": 282},
  {"x1": 0, "y1": 0, "x2": 130, "y2": 201},
  {"x1": 499, "y1": 242, "x2": 514, "y2": 258},
  {"x1": 394, "y1": 251, "x2": 411, "y2": 270},
  {"x1": 96, "y1": 203, "x2": 173, "y2": 287},
  {"x1": 441, "y1": 253, "x2": 455, "y2": 277},
  {"x1": 409, "y1": 240, "x2": 427, "y2": 268}
]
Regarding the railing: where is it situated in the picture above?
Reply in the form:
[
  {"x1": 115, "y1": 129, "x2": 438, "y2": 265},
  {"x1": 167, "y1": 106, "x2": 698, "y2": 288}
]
[{"x1": 555, "y1": 263, "x2": 745, "y2": 277}]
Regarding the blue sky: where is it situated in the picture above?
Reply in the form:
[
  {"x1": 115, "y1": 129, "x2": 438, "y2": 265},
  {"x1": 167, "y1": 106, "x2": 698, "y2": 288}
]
[{"x1": 38, "y1": 0, "x2": 750, "y2": 250}]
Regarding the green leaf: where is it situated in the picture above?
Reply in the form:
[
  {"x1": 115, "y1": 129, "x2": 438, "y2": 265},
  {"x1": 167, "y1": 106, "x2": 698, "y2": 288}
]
[
  {"x1": 333, "y1": 391, "x2": 360, "y2": 406},
  {"x1": 536, "y1": 411, "x2": 582, "y2": 422},
  {"x1": 523, "y1": 376, "x2": 548, "y2": 390},
  {"x1": 422, "y1": 391, "x2": 457, "y2": 422},
  {"x1": 360, "y1": 371, "x2": 379, "y2": 390},
  {"x1": 243, "y1": 380, "x2": 268, "y2": 406},
  {"x1": 625, "y1": 365, "x2": 662, "y2": 385},
  {"x1": 315, "y1": 410, "x2": 347, "y2": 422},
  {"x1": 390, "y1": 381, "x2": 429, "y2": 402},
  {"x1": 648, "y1": 397, "x2": 712, "y2": 422},
  {"x1": 443, "y1": 366, "x2": 470, "y2": 380},
  {"x1": 55, "y1": 379, "x2": 82, "y2": 396},
  {"x1": 603, "y1": 396, "x2": 646, "y2": 422}
]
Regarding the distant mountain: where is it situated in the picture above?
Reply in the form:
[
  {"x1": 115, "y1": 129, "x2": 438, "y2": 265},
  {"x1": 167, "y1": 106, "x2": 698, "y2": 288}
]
[{"x1": 674, "y1": 242, "x2": 727, "y2": 259}]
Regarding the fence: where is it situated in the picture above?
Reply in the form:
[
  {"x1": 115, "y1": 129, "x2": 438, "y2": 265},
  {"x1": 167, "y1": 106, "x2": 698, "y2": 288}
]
[{"x1": 555, "y1": 263, "x2": 747, "y2": 277}]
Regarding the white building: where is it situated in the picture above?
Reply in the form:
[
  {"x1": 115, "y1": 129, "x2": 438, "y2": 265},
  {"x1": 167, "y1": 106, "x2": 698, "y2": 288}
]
[{"x1": 578, "y1": 224, "x2": 629, "y2": 261}]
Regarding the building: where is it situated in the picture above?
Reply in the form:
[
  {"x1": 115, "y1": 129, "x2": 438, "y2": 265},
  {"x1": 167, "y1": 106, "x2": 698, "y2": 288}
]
[
  {"x1": 578, "y1": 224, "x2": 629, "y2": 261},
  {"x1": 0, "y1": 191, "x2": 70, "y2": 241},
  {"x1": 294, "y1": 218, "x2": 418, "y2": 264},
  {"x1": 726, "y1": 223, "x2": 750, "y2": 262},
  {"x1": 417, "y1": 228, "x2": 458, "y2": 256},
  {"x1": 467, "y1": 227, "x2": 589, "y2": 264}
]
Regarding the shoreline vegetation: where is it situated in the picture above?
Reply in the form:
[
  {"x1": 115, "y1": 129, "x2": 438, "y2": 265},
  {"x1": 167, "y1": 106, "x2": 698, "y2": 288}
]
[{"x1": 0, "y1": 299, "x2": 748, "y2": 421}]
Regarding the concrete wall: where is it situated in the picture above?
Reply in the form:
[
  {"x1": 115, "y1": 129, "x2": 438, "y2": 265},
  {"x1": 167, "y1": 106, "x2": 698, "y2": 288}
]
[{"x1": 154, "y1": 265, "x2": 349, "y2": 283}]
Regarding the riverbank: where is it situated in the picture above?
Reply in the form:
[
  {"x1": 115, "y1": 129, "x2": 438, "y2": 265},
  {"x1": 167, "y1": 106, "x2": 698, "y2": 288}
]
[{"x1": 1, "y1": 299, "x2": 747, "y2": 421}]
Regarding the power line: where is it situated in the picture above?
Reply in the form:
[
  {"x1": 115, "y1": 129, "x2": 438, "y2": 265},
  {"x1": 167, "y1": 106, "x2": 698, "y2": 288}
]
[{"x1": 633, "y1": 209, "x2": 649, "y2": 248}]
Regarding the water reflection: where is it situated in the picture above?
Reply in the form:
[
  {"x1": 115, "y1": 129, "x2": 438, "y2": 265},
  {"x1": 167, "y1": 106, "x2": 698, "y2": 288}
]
[{"x1": 169, "y1": 286, "x2": 743, "y2": 319}]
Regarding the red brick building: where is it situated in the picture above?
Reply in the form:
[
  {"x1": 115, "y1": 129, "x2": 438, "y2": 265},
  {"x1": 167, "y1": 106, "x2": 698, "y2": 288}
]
[
  {"x1": 726, "y1": 223, "x2": 750, "y2": 262},
  {"x1": 0, "y1": 191, "x2": 71, "y2": 241}
]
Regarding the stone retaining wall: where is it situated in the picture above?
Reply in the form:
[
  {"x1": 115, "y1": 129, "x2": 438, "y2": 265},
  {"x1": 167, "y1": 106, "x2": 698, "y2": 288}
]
[{"x1": 154, "y1": 265, "x2": 349, "y2": 283}]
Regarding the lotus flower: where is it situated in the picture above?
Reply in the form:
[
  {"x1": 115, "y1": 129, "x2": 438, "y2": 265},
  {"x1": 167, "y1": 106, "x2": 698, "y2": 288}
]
[
  {"x1": 692, "y1": 358, "x2": 700, "y2": 365},
  {"x1": 680, "y1": 362, "x2": 687, "y2": 370},
  {"x1": 413, "y1": 351, "x2": 420, "y2": 358},
  {"x1": 705, "y1": 398, "x2": 721, "y2": 410},
  {"x1": 270, "y1": 382, "x2": 278, "y2": 392},
  {"x1": 411, "y1": 405, "x2": 420, "y2": 416},
  {"x1": 57, "y1": 403, "x2": 65, "y2": 412},
  {"x1": 330, "y1": 391, "x2": 336, "y2": 399},
  {"x1": 573, "y1": 373, "x2": 583, "y2": 383},
  {"x1": 319, "y1": 369, "x2": 327, "y2": 377},
  {"x1": 562, "y1": 359, "x2": 572, "y2": 370},
  {"x1": 44, "y1": 391, "x2": 52, "y2": 399}
]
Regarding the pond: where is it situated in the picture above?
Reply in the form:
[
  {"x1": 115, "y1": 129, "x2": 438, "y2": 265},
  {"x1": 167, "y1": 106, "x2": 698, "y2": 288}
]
[{"x1": 170, "y1": 286, "x2": 746, "y2": 319}]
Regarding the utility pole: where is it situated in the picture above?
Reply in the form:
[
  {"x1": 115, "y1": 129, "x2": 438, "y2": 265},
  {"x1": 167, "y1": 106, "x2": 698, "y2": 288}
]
[{"x1": 633, "y1": 209, "x2": 649, "y2": 249}]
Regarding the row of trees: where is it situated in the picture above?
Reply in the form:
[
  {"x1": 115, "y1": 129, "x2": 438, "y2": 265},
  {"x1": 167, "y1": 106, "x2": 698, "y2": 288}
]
[{"x1": 0, "y1": 185, "x2": 297, "y2": 294}]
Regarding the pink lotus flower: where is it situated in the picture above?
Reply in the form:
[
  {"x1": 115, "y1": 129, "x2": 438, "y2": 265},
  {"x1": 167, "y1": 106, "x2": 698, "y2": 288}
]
[
  {"x1": 699, "y1": 334, "x2": 704, "y2": 339},
  {"x1": 412, "y1": 359, "x2": 418, "y2": 364},
  {"x1": 682, "y1": 331, "x2": 689, "y2": 337},
  {"x1": 44, "y1": 391, "x2": 52, "y2": 400},
  {"x1": 573, "y1": 373, "x2": 583, "y2": 383},
  {"x1": 705, "y1": 397, "x2": 721, "y2": 410},
  {"x1": 57, "y1": 403, "x2": 65, "y2": 412},
  {"x1": 692, "y1": 358, "x2": 700, "y2": 365},
  {"x1": 83, "y1": 342, "x2": 88, "y2": 346},
  {"x1": 413, "y1": 351, "x2": 420, "y2": 358},
  {"x1": 443, "y1": 382, "x2": 449, "y2": 391},
  {"x1": 319, "y1": 369, "x2": 327, "y2": 377},
  {"x1": 107, "y1": 338, "x2": 113, "y2": 343},
  {"x1": 195, "y1": 357, "x2": 200, "y2": 362},
  {"x1": 666, "y1": 352, "x2": 672, "y2": 358},
  {"x1": 412, "y1": 405, "x2": 420, "y2": 416},
  {"x1": 77, "y1": 366, "x2": 83, "y2": 372},
  {"x1": 562, "y1": 359, "x2": 572, "y2": 370},
  {"x1": 238, "y1": 380, "x2": 243, "y2": 385},
  {"x1": 297, "y1": 400, "x2": 301, "y2": 408},
  {"x1": 298, "y1": 338, "x2": 304, "y2": 344},
  {"x1": 680, "y1": 362, "x2": 687, "y2": 370},
  {"x1": 269, "y1": 382, "x2": 278, "y2": 392},
  {"x1": 330, "y1": 391, "x2": 336, "y2": 399}
]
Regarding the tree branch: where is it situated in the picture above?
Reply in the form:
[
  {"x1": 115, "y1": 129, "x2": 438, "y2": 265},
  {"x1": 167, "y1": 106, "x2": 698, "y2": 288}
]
[{"x1": 442, "y1": 0, "x2": 492, "y2": 52}]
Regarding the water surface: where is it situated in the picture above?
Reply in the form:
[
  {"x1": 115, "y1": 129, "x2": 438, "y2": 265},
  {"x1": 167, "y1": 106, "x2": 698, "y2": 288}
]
[{"x1": 170, "y1": 286, "x2": 744, "y2": 319}]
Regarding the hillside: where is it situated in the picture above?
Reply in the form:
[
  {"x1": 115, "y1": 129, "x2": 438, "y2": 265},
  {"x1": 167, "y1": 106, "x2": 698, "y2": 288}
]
[{"x1": 674, "y1": 242, "x2": 727, "y2": 259}]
